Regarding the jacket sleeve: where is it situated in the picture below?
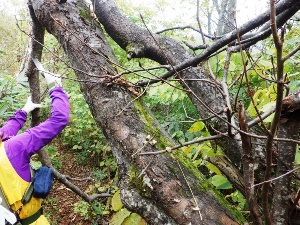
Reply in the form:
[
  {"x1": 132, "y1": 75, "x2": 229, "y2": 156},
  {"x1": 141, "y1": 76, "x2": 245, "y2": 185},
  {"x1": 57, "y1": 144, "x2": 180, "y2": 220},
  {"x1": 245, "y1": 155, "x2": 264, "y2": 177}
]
[
  {"x1": 4, "y1": 87, "x2": 70, "y2": 181},
  {"x1": 0, "y1": 110, "x2": 27, "y2": 141}
]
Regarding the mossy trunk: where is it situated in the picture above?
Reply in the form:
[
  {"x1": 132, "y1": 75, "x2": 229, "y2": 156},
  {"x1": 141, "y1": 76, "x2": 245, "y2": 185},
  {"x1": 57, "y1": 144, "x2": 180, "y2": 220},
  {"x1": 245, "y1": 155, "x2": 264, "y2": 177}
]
[{"x1": 31, "y1": 0, "x2": 245, "y2": 224}]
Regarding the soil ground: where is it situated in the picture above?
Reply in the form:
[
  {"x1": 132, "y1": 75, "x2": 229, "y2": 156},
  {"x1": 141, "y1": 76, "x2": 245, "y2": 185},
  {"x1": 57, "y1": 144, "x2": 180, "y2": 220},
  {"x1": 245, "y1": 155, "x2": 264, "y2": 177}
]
[{"x1": 43, "y1": 150, "x2": 110, "y2": 225}]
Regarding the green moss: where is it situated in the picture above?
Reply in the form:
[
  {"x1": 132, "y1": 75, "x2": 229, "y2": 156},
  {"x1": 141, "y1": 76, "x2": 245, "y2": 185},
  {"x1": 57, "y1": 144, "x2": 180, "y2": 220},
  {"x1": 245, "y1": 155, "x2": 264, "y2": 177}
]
[
  {"x1": 132, "y1": 99, "x2": 246, "y2": 223},
  {"x1": 79, "y1": 10, "x2": 89, "y2": 20},
  {"x1": 174, "y1": 150, "x2": 246, "y2": 222},
  {"x1": 167, "y1": 165, "x2": 176, "y2": 175},
  {"x1": 125, "y1": 43, "x2": 144, "y2": 54},
  {"x1": 133, "y1": 99, "x2": 172, "y2": 150},
  {"x1": 128, "y1": 165, "x2": 151, "y2": 198},
  {"x1": 125, "y1": 43, "x2": 135, "y2": 53}
]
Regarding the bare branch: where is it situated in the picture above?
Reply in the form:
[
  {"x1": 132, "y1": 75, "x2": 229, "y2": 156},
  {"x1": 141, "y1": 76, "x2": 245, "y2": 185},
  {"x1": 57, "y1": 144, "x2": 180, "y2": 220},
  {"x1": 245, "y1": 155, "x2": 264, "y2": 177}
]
[
  {"x1": 52, "y1": 168, "x2": 111, "y2": 203},
  {"x1": 137, "y1": 0, "x2": 300, "y2": 87},
  {"x1": 262, "y1": 1, "x2": 285, "y2": 223},
  {"x1": 282, "y1": 43, "x2": 300, "y2": 62},
  {"x1": 251, "y1": 166, "x2": 300, "y2": 189},
  {"x1": 156, "y1": 25, "x2": 222, "y2": 40},
  {"x1": 238, "y1": 102, "x2": 263, "y2": 225}
]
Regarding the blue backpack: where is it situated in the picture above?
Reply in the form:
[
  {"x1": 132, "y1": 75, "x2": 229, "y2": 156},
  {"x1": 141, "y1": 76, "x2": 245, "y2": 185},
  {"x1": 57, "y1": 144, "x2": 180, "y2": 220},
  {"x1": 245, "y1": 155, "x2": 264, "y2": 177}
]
[{"x1": 33, "y1": 166, "x2": 54, "y2": 199}]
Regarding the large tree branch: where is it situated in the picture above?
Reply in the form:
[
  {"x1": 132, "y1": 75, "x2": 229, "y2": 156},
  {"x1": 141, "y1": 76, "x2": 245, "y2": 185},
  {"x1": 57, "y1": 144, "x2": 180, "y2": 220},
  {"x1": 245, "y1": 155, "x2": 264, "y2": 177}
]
[
  {"x1": 93, "y1": 0, "x2": 244, "y2": 169},
  {"x1": 31, "y1": 0, "x2": 245, "y2": 224},
  {"x1": 92, "y1": 0, "x2": 300, "y2": 171}
]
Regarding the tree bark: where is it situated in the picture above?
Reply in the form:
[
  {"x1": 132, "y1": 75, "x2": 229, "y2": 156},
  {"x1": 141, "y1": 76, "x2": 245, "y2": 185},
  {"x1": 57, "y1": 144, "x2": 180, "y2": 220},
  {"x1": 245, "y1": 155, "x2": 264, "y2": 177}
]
[
  {"x1": 26, "y1": 4, "x2": 53, "y2": 166},
  {"x1": 215, "y1": 0, "x2": 237, "y2": 35},
  {"x1": 91, "y1": 0, "x2": 300, "y2": 172},
  {"x1": 92, "y1": 0, "x2": 243, "y2": 171},
  {"x1": 30, "y1": 0, "x2": 245, "y2": 224},
  {"x1": 272, "y1": 93, "x2": 300, "y2": 224}
]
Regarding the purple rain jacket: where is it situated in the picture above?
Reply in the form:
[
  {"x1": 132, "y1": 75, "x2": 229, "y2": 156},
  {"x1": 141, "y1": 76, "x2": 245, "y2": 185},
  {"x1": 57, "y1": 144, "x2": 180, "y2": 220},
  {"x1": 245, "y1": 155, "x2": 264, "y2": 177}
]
[{"x1": 0, "y1": 87, "x2": 70, "y2": 182}]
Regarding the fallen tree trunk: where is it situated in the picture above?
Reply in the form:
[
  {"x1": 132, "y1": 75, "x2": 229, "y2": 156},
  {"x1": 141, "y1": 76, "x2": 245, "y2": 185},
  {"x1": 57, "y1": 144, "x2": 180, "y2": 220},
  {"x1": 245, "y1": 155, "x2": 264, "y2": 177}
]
[{"x1": 30, "y1": 0, "x2": 245, "y2": 224}]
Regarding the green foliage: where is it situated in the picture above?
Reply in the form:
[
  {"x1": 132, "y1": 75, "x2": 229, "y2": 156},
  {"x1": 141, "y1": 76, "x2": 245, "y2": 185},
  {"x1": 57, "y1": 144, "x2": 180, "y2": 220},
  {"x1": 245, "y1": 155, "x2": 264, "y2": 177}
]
[
  {"x1": 111, "y1": 190, "x2": 123, "y2": 212},
  {"x1": 45, "y1": 145, "x2": 63, "y2": 169},
  {"x1": 109, "y1": 190, "x2": 146, "y2": 225},
  {"x1": 246, "y1": 83, "x2": 277, "y2": 121},
  {"x1": 145, "y1": 82, "x2": 199, "y2": 142},
  {"x1": 295, "y1": 147, "x2": 300, "y2": 165},
  {"x1": 74, "y1": 201, "x2": 91, "y2": 220},
  {"x1": 209, "y1": 174, "x2": 232, "y2": 189},
  {"x1": 0, "y1": 75, "x2": 28, "y2": 124},
  {"x1": 0, "y1": 3, "x2": 29, "y2": 74},
  {"x1": 44, "y1": 197, "x2": 59, "y2": 225},
  {"x1": 60, "y1": 83, "x2": 108, "y2": 165},
  {"x1": 91, "y1": 154, "x2": 117, "y2": 181},
  {"x1": 226, "y1": 191, "x2": 247, "y2": 211}
]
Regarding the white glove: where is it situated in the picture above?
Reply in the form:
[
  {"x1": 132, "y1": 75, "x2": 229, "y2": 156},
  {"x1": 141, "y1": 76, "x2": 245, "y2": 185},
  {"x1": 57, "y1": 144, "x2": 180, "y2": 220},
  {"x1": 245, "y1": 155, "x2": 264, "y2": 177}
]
[
  {"x1": 21, "y1": 96, "x2": 42, "y2": 114},
  {"x1": 44, "y1": 72, "x2": 62, "y2": 90},
  {"x1": 0, "y1": 199, "x2": 17, "y2": 225}
]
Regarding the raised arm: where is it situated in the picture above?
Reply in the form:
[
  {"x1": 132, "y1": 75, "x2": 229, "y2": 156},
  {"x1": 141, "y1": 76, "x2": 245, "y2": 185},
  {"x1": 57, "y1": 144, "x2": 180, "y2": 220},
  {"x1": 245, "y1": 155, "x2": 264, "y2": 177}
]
[
  {"x1": 0, "y1": 97, "x2": 42, "y2": 140},
  {"x1": 4, "y1": 66, "x2": 69, "y2": 181},
  {"x1": 4, "y1": 87, "x2": 69, "y2": 181},
  {"x1": 0, "y1": 110, "x2": 27, "y2": 141}
]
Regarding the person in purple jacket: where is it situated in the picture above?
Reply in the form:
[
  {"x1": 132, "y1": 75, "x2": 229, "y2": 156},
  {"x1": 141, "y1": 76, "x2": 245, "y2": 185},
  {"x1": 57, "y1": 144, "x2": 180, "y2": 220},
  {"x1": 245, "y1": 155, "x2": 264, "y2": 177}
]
[{"x1": 0, "y1": 69, "x2": 70, "y2": 224}]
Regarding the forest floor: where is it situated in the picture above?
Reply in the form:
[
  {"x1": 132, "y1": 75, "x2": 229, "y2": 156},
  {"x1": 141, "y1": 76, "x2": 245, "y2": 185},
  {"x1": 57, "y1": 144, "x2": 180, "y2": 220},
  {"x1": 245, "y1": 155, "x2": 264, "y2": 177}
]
[{"x1": 43, "y1": 149, "x2": 111, "y2": 225}]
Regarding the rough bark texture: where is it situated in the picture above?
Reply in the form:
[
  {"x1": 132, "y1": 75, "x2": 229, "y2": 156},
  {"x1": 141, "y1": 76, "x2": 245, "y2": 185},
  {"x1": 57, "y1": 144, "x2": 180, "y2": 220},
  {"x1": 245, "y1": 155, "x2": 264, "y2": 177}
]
[
  {"x1": 213, "y1": 0, "x2": 237, "y2": 35},
  {"x1": 92, "y1": 0, "x2": 300, "y2": 173},
  {"x1": 92, "y1": 0, "x2": 243, "y2": 170},
  {"x1": 31, "y1": 0, "x2": 245, "y2": 224},
  {"x1": 26, "y1": 4, "x2": 53, "y2": 166},
  {"x1": 272, "y1": 92, "x2": 300, "y2": 224}
]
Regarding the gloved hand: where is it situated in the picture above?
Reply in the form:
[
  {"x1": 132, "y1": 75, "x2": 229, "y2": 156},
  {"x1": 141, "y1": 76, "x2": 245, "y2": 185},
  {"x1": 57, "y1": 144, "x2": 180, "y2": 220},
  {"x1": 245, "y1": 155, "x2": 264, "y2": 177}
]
[
  {"x1": 21, "y1": 96, "x2": 42, "y2": 114},
  {"x1": 0, "y1": 198, "x2": 17, "y2": 225},
  {"x1": 44, "y1": 72, "x2": 62, "y2": 90}
]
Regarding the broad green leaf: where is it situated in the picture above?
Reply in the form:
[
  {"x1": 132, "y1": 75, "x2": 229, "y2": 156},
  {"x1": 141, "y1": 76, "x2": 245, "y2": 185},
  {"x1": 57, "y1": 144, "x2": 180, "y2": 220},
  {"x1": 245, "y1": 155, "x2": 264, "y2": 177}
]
[
  {"x1": 193, "y1": 159, "x2": 202, "y2": 167},
  {"x1": 229, "y1": 61, "x2": 236, "y2": 71},
  {"x1": 171, "y1": 93, "x2": 179, "y2": 101},
  {"x1": 295, "y1": 150, "x2": 300, "y2": 165},
  {"x1": 201, "y1": 145, "x2": 220, "y2": 157},
  {"x1": 259, "y1": 60, "x2": 273, "y2": 69},
  {"x1": 148, "y1": 87, "x2": 158, "y2": 96},
  {"x1": 206, "y1": 162, "x2": 221, "y2": 175},
  {"x1": 263, "y1": 113, "x2": 274, "y2": 123},
  {"x1": 247, "y1": 89, "x2": 268, "y2": 116},
  {"x1": 260, "y1": 101, "x2": 275, "y2": 113},
  {"x1": 111, "y1": 190, "x2": 123, "y2": 212},
  {"x1": 183, "y1": 146, "x2": 194, "y2": 154},
  {"x1": 109, "y1": 209, "x2": 131, "y2": 225},
  {"x1": 0, "y1": 103, "x2": 9, "y2": 115},
  {"x1": 123, "y1": 213, "x2": 147, "y2": 225},
  {"x1": 210, "y1": 175, "x2": 232, "y2": 189},
  {"x1": 188, "y1": 121, "x2": 205, "y2": 133}
]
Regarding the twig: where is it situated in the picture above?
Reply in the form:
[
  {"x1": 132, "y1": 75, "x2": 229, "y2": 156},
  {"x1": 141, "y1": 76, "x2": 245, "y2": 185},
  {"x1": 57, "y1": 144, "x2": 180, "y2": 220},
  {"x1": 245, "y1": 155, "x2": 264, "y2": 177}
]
[
  {"x1": 155, "y1": 25, "x2": 222, "y2": 40},
  {"x1": 238, "y1": 102, "x2": 263, "y2": 224},
  {"x1": 137, "y1": 157, "x2": 155, "y2": 178},
  {"x1": 139, "y1": 134, "x2": 224, "y2": 156},
  {"x1": 183, "y1": 41, "x2": 208, "y2": 51},
  {"x1": 196, "y1": 0, "x2": 206, "y2": 45},
  {"x1": 291, "y1": 188, "x2": 300, "y2": 213},
  {"x1": 234, "y1": 15, "x2": 270, "y2": 134},
  {"x1": 262, "y1": 1, "x2": 285, "y2": 224},
  {"x1": 64, "y1": 175, "x2": 92, "y2": 181},
  {"x1": 282, "y1": 43, "x2": 300, "y2": 62},
  {"x1": 251, "y1": 167, "x2": 300, "y2": 189},
  {"x1": 222, "y1": 48, "x2": 234, "y2": 137},
  {"x1": 114, "y1": 65, "x2": 171, "y2": 78}
]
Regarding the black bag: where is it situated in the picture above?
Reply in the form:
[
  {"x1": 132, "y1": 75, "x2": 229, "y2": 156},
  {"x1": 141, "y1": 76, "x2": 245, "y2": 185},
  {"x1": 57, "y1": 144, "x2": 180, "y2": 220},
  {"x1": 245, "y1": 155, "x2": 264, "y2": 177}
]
[{"x1": 33, "y1": 166, "x2": 53, "y2": 199}]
